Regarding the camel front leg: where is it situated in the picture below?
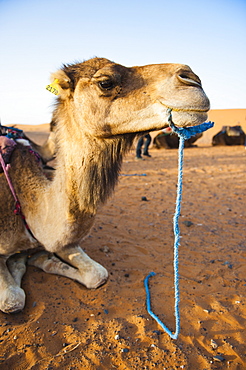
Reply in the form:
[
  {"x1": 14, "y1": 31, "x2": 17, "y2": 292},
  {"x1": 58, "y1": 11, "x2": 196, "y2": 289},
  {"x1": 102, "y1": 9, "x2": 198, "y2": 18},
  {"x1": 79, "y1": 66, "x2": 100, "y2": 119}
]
[
  {"x1": 0, "y1": 255, "x2": 27, "y2": 313},
  {"x1": 28, "y1": 247, "x2": 108, "y2": 289}
]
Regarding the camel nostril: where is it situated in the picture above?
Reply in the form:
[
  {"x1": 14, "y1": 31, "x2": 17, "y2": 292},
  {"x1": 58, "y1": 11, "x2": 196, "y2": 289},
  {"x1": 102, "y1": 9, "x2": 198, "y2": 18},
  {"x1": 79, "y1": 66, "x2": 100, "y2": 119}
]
[
  {"x1": 179, "y1": 73, "x2": 188, "y2": 78},
  {"x1": 178, "y1": 73, "x2": 202, "y2": 87}
]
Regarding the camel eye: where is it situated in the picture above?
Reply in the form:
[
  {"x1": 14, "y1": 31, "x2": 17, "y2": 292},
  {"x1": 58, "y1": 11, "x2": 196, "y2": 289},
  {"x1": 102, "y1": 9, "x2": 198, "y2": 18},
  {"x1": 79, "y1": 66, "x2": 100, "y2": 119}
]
[{"x1": 98, "y1": 79, "x2": 115, "y2": 90}]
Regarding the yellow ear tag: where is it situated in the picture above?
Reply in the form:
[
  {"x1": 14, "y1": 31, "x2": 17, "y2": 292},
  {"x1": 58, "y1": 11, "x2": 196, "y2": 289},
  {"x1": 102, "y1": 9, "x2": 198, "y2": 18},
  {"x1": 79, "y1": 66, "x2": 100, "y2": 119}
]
[{"x1": 46, "y1": 79, "x2": 59, "y2": 95}]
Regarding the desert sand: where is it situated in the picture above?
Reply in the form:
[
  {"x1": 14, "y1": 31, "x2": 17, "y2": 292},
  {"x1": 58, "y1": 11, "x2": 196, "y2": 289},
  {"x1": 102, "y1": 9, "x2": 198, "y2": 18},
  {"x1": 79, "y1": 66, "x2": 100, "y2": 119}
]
[{"x1": 0, "y1": 110, "x2": 245, "y2": 369}]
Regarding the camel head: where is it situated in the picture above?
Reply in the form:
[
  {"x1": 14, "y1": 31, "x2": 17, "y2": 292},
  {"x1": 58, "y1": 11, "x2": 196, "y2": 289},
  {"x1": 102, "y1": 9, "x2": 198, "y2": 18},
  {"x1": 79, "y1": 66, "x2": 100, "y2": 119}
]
[{"x1": 51, "y1": 57, "x2": 209, "y2": 138}]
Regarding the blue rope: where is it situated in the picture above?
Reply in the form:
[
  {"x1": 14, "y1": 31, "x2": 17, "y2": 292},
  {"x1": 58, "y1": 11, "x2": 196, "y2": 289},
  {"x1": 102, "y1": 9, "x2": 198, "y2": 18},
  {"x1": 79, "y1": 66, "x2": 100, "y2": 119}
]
[{"x1": 144, "y1": 110, "x2": 214, "y2": 340}]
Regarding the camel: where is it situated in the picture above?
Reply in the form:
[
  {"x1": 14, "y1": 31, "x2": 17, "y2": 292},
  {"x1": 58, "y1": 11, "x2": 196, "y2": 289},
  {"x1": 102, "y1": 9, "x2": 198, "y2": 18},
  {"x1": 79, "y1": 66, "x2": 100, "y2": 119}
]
[
  {"x1": 212, "y1": 125, "x2": 245, "y2": 146},
  {"x1": 0, "y1": 57, "x2": 210, "y2": 313},
  {"x1": 153, "y1": 129, "x2": 202, "y2": 149}
]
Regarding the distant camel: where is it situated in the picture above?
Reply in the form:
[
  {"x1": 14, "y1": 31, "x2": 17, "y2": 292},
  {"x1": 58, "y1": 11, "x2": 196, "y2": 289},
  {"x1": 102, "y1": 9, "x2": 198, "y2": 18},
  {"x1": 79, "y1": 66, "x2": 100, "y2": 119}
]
[
  {"x1": 212, "y1": 125, "x2": 245, "y2": 146},
  {"x1": 153, "y1": 129, "x2": 202, "y2": 149},
  {"x1": 0, "y1": 57, "x2": 209, "y2": 313}
]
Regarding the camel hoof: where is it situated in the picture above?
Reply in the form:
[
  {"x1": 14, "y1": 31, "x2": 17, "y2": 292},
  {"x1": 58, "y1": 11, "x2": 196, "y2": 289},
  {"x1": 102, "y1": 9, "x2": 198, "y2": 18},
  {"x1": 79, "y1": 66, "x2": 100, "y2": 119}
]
[{"x1": 0, "y1": 286, "x2": 26, "y2": 314}]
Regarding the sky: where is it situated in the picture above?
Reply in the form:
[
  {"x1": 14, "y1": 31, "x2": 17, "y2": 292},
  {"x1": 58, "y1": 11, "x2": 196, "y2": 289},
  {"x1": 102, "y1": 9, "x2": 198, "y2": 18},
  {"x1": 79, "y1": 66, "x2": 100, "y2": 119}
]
[{"x1": 0, "y1": 0, "x2": 245, "y2": 125}]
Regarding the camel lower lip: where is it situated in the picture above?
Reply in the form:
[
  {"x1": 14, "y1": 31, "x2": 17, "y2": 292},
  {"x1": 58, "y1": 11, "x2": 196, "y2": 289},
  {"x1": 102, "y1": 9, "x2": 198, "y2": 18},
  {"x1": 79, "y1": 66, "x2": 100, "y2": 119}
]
[{"x1": 165, "y1": 106, "x2": 208, "y2": 130}]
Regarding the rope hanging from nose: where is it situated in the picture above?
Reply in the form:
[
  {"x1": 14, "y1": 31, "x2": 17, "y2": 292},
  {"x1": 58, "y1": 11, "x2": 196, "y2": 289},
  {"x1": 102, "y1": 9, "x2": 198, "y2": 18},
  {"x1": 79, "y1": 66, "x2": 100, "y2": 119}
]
[{"x1": 144, "y1": 109, "x2": 214, "y2": 340}]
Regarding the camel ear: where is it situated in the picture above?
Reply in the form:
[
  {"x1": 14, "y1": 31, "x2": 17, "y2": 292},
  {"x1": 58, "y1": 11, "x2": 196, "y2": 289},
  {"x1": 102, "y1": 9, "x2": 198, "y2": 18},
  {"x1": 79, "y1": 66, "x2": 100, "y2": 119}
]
[{"x1": 48, "y1": 70, "x2": 72, "y2": 99}]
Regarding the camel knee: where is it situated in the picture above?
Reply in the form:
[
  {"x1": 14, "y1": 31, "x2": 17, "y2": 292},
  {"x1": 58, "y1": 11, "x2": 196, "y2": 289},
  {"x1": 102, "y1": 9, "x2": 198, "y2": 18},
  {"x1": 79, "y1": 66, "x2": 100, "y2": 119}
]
[
  {"x1": 80, "y1": 262, "x2": 108, "y2": 289},
  {"x1": 57, "y1": 247, "x2": 108, "y2": 288},
  {"x1": 28, "y1": 250, "x2": 108, "y2": 289},
  {"x1": 0, "y1": 285, "x2": 26, "y2": 314}
]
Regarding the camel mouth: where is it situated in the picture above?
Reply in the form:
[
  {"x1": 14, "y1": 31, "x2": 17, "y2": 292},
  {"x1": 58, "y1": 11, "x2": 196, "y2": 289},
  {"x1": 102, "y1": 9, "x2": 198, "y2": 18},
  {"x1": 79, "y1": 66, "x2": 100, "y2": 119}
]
[
  {"x1": 157, "y1": 101, "x2": 209, "y2": 129},
  {"x1": 158, "y1": 100, "x2": 209, "y2": 128},
  {"x1": 169, "y1": 107, "x2": 209, "y2": 114},
  {"x1": 159, "y1": 101, "x2": 209, "y2": 114}
]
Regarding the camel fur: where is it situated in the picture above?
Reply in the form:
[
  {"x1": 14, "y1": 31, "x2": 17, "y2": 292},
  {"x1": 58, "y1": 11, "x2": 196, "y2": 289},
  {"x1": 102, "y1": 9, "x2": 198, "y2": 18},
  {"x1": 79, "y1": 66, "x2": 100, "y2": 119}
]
[{"x1": 0, "y1": 57, "x2": 210, "y2": 313}]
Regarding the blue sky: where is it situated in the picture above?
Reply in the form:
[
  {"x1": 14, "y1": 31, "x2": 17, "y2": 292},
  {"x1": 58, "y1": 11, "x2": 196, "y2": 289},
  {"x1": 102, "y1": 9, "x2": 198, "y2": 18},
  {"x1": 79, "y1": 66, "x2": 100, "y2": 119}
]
[{"x1": 0, "y1": 0, "x2": 245, "y2": 125}]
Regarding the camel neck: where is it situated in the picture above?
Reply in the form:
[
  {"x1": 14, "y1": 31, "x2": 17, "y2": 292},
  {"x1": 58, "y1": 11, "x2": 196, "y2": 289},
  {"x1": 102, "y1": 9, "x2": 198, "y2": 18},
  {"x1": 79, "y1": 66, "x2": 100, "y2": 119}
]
[{"x1": 54, "y1": 126, "x2": 135, "y2": 215}]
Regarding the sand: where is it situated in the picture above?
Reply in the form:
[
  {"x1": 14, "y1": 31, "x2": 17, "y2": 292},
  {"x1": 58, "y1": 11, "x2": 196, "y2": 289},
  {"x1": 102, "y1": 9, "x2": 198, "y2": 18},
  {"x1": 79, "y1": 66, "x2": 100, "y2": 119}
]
[{"x1": 0, "y1": 114, "x2": 246, "y2": 369}]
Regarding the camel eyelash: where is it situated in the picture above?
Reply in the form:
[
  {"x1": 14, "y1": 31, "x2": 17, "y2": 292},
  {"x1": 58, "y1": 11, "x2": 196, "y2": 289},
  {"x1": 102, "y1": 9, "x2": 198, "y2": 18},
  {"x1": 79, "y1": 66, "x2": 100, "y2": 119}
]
[{"x1": 98, "y1": 79, "x2": 115, "y2": 91}]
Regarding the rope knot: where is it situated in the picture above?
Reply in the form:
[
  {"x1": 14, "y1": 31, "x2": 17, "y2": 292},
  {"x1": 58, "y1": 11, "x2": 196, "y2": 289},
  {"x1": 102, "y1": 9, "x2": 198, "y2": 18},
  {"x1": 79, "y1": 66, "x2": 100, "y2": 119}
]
[{"x1": 167, "y1": 108, "x2": 214, "y2": 140}]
